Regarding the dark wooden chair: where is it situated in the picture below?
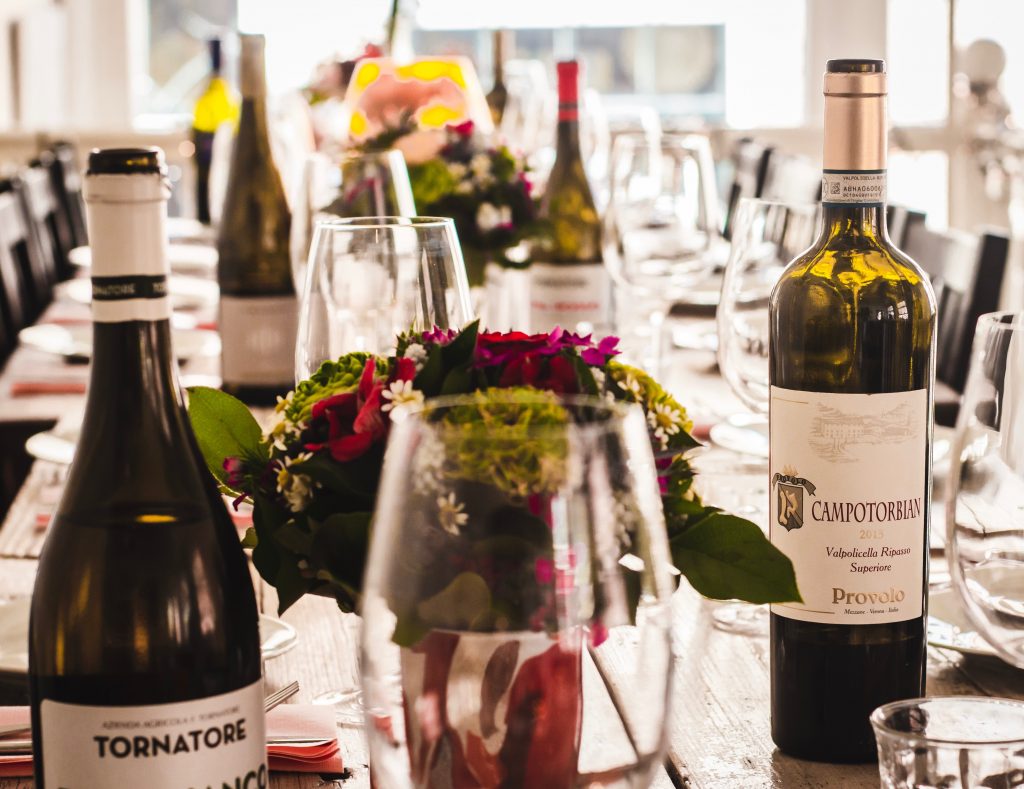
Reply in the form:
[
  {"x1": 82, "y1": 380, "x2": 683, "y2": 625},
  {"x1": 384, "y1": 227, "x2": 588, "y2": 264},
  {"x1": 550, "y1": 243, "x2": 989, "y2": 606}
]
[
  {"x1": 902, "y1": 222, "x2": 1010, "y2": 425},
  {"x1": 0, "y1": 189, "x2": 31, "y2": 350},
  {"x1": 46, "y1": 142, "x2": 88, "y2": 249},
  {"x1": 887, "y1": 205, "x2": 927, "y2": 249},
  {"x1": 722, "y1": 138, "x2": 774, "y2": 240},
  {"x1": 21, "y1": 160, "x2": 75, "y2": 282},
  {"x1": 759, "y1": 152, "x2": 821, "y2": 206},
  {"x1": 4, "y1": 174, "x2": 57, "y2": 319}
]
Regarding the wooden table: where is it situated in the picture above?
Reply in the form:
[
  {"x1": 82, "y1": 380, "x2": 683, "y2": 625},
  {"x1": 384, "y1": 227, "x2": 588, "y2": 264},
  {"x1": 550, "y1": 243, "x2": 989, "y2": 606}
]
[{"x1": 0, "y1": 301, "x2": 1021, "y2": 788}]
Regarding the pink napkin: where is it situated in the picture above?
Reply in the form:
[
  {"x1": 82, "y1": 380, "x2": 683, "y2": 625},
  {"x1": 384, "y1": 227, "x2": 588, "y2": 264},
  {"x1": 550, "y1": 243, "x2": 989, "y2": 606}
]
[
  {"x1": 0, "y1": 704, "x2": 342, "y2": 777},
  {"x1": 9, "y1": 381, "x2": 87, "y2": 397}
]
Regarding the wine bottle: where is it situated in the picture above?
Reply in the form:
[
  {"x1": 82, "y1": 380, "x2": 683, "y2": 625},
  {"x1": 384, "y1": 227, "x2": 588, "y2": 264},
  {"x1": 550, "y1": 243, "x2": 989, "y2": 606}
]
[
  {"x1": 485, "y1": 29, "x2": 509, "y2": 126},
  {"x1": 217, "y1": 33, "x2": 296, "y2": 405},
  {"x1": 192, "y1": 37, "x2": 238, "y2": 225},
  {"x1": 768, "y1": 60, "x2": 936, "y2": 763},
  {"x1": 530, "y1": 59, "x2": 610, "y2": 335},
  {"x1": 29, "y1": 148, "x2": 266, "y2": 787}
]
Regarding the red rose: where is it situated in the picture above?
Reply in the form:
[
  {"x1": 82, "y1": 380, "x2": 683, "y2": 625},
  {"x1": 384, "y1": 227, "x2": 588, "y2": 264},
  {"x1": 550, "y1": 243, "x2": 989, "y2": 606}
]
[
  {"x1": 498, "y1": 353, "x2": 579, "y2": 394},
  {"x1": 306, "y1": 359, "x2": 387, "y2": 462}
]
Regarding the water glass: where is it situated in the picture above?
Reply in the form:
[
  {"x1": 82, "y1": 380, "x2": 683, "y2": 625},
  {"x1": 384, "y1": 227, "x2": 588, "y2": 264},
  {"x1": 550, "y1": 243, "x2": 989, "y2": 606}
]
[
  {"x1": 946, "y1": 311, "x2": 1024, "y2": 666},
  {"x1": 295, "y1": 217, "x2": 473, "y2": 381},
  {"x1": 872, "y1": 696, "x2": 1024, "y2": 788},
  {"x1": 360, "y1": 393, "x2": 675, "y2": 788}
]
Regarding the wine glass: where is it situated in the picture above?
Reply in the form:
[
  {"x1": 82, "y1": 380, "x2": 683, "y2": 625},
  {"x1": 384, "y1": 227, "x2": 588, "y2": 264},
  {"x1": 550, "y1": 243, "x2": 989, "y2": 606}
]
[
  {"x1": 947, "y1": 311, "x2": 1024, "y2": 666},
  {"x1": 361, "y1": 392, "x2": 675, "y2": 788},
  {"x1": 603, "y1": 132, "x2": 721, "y2": 377},
  {"x1": 290, "y1": 150, "x2": 417, "y2": 290},
  {"x1": 709, "y1": 198, "x2": 818, "y2": 636},
  {"x1": 713, "y1": 198, "x2": 819, "y2": 460},
  {"x1": 295, "y1": 216, "x2": 474, "y2": 381}
]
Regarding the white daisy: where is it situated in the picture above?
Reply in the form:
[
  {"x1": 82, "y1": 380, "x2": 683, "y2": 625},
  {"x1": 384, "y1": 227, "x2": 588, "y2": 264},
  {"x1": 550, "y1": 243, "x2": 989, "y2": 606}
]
[
  {"x1": 404, "y1": 343, "x2": 427, "y2": 371},
  {"x1": 437, "y1": 492, "x2": 469, "y2": 535},
  {"x1": 617, "y1": 372, "x2": 643, "y2": 400},
  {"x1": 470, "y1": 153, "x2": 491, "y2": 181},
  {"x1": 382, "y1": 379, "x2": 425, "y2": 415},
  {"x1": 448, "y1": 162, "x2": 468, "y2": 180},
  {"x1": 647, "y1": 402, "x2": 684, "y2": 448},
  {"x1": 591, "y1": 368, "x2": 606, "y2": 391}
]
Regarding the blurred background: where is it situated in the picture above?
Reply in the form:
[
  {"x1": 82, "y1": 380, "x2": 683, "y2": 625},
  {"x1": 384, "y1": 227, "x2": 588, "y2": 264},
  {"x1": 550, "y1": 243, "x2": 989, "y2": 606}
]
[{"x1": 0, "y1": 0, "x2": 1021, "y2": 250}]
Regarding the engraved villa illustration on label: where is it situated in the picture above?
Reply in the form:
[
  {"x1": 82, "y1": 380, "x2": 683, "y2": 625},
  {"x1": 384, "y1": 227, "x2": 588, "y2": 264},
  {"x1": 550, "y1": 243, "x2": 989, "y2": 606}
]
[{"x1": 808, "y1": 401, "x2": 919, "y2": 463}]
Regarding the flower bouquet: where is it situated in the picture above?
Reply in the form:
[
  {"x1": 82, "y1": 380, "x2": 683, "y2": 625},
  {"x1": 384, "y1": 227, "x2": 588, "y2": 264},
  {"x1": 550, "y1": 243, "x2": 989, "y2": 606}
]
[
  {"x1": 358, "y1": 119, "x2": 537, "y2": 286},
  {"x1": 188, "y1": 323, "x2": 799, "y2": 615}
]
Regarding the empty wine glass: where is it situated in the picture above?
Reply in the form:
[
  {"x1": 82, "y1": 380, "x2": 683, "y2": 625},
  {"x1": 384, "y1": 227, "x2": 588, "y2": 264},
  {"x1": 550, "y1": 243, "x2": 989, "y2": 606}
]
[
  {"x1": 361, "y1": 392, "x2": 675, "y2": 788},
  {"x1": 290, "y1": 151, "x2": 416, "y2": 290},
  {"x1": 714, "y1": 198, "x2": 819, "y2": 460},
  {"x1": 295, "y1": 216, "x2": 474, "y2": 381},
  {"x1": 710, "y1": 198, "x2": 818, "y2": 636},
  {"x1": 947, "y1": 311, "x2": 1024, "y2": 667},
  {"x1": 603, "y1": 132, "x2": 721, "y2": 377}
]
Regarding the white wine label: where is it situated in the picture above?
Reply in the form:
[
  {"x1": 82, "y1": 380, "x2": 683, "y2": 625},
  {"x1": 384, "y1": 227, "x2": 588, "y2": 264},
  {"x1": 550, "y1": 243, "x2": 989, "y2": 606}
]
[
  {"x1": 528, "y1": 262, "x2": 611, "y2": 334},
  {"x1": 91, "y1": 275, "x2": 171, "y2": 322},
  {"x1": 220, "y1": 295, "x2": 297, "y2": 386},
  {"x1": 40, "y1": 680, "x2": 267, "y2": 788},
  {"x1": 769, "y1": 386, "x2": 928, "y2": 625},
  {"x1": 821, "y1": 170, "x2": 887, "y2": 205}
]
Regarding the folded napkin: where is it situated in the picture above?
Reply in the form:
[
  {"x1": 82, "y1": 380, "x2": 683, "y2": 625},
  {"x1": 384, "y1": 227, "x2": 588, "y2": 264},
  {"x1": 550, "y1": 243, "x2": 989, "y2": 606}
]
[
  {"x1": 9, "y1": 381, "x2": 87, "y2": 397},
  {"x1": 0, "y1": 703, "x2": 342, "y2": 777}
]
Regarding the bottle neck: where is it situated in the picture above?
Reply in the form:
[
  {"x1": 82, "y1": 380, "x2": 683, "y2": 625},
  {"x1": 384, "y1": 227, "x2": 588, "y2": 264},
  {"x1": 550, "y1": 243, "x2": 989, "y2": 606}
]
[
  {"x1": 555, "y1": 115, "x2": 582, "y2": 160},
  {"x1": 493, "y1": 31, "x2": 505, "y2": 85},
  {"x1": 820, "y1": 203, "x2": 889, "y2": 242},
  {"x1": 236, "y1": 95, "x2": 274, "y2": 160}
]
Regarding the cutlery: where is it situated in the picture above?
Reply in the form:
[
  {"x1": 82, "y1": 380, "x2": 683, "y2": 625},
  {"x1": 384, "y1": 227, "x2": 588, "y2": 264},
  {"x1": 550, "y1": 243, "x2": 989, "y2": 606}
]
[{"x1": 264, "y1": 680, "x2": 300, "y2": 713}]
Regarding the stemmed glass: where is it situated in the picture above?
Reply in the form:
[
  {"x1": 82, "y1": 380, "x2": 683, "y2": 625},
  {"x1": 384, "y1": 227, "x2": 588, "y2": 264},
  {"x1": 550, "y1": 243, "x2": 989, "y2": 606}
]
[
  {"x1": 603, "y1": 132, "x2": 721, "y2": 377},
  {"x1": 360, "y1": 392, "x2": 675, "y2": 788},
  {"x1": 709, "y1": 198, "x2": 818, "y2": 635},
  {"x1": 295, "y1": 216, "x2": 474, "y2": 381},
  {"x1": 714, "y1": 198, "x2": 819, "y2": 460},
  {"x1": 290, "y1": 151, "x2": 417, "y2": 290},
  {"x1": 946, "y1": 311, "x2": 1024, "y2": 666}
]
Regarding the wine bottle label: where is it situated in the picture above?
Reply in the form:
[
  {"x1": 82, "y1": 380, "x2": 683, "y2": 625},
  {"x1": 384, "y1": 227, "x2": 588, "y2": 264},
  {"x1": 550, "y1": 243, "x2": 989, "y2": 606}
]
[
  {"x1": 528, "y1": 262, "x2": 611, "y2": 334},
  {"x1": 821, "y1": 169, "x2": 887, "y2": 206},
  {"x1": 40, "y1": 680, "x2": 267, "y2": 788},
  {"x1": 220, "y1": 295, "x2": 297, "y2": 386},
  {"x1": 769, "y1": 386, "x2": 928, "y2": 625},
  {"x1": 91, "y1": 274, "x2": 172, "y2": 322}
]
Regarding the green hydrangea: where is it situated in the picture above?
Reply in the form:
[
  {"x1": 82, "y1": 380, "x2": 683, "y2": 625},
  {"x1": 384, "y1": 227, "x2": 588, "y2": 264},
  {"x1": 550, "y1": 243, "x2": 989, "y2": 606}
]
[
  {"x1": 436, "y1": 388, "x2": 570, "y2": 499},
  {"x1": 409, "y1": 159, "x2": 457, "y2": 208},
  {"x1": 284, "y1": 353, "x2": 376, "y2": 425}
]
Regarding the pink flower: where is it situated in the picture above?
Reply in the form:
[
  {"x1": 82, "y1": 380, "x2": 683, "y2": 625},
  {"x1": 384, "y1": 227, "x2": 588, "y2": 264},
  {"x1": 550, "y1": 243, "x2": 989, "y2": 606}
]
[
  {"x1": 393, "y1": 128, "x2": 447, "y2": 165},
  {"x1": 223, "y1": 456, "x2": 246, "y2": 489}
]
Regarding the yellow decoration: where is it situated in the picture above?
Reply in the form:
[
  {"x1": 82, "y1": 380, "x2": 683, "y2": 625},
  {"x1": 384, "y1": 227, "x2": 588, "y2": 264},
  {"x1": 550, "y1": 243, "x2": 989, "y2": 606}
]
[
  {"x1": 355, "y1": 61, "x2": 381, "y2": 89},
  {"x1": 349, "y1": 110, "x2": 368, "y2": 137},
  {"x1": 419, "y1": 104, "x2": 463, "y2": 129},
  {"x1": 396, "y1": 61, "x2": 467, "y2": 89}
]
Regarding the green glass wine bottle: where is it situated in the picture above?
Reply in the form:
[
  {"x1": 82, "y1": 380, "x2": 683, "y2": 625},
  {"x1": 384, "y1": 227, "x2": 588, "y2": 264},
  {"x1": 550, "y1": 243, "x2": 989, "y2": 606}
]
[
  {"x1": 530, "y1": 59, "x2": 611, "y2": 335},
  {"x1": 217, "y1": 33, "x2": 296, "y2": 405},
  {"x1": 29, "y1": 148, "x2": 266, "y2": 788},
  {"x1": 768, "y1": 59, "x2": 936, "y2": 763},
  {"x1": 191, "y1": 37, "x2": 238, "y2": 225}
]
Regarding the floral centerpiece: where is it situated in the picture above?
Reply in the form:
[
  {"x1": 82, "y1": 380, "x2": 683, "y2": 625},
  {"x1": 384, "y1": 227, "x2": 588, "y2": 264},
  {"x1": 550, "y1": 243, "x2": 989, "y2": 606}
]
[
  {"x1": 358, "y1": 119, "x2": 537, "y2": 285},
  {"x1": 188, "y1": 323, "x2": 799, "y2": 615}
]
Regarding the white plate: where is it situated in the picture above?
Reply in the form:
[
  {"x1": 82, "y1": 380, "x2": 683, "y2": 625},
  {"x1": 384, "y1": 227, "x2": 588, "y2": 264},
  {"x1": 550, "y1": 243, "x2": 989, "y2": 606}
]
[
  {"x1": 927, "y1": 584, "x2": 1001, "y2": 659},
  {"x1": 56, "y1": 276, "x2": 218, "y2": 310},
  {"x1": 19, "y1": 323, "x2": 220, "y2": 362},
  {"x1": 166, "y1": 217, "x2": 216, "y2": 244},
  {"x1": 708, "y1": 413, "x2": 769, "y2": 459},
  {"x1": 0, "y1": 599, "x2": 297, "y2": 675},
  {"x1": 69, "y1": 243, "x2": 218, "y2": 272},
  {"x1": 24, "y1": 423, "x2": 79, "y2": 465}
]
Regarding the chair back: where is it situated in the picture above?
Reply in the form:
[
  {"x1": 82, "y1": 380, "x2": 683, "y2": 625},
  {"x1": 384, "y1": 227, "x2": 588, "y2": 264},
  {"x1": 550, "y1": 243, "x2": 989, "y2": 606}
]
[
  {"x1": 886, "y1": 205, "x2": 926, "y2": 249},
  {"x1": 47, "y1": 142, "x2": 88, "y2": 248},
  {"x1": 722, "y1": 138, "x2": 774, "y2": 240},
  {"x1": 22, "y1": 160, "x2": 75, "y2": 281},
  {"x1": 0, "y1": 190, "x2": 31, "y2": 342},
  {"x1": 903, "y1": 222, "x2": 1009, "y2": 393}
]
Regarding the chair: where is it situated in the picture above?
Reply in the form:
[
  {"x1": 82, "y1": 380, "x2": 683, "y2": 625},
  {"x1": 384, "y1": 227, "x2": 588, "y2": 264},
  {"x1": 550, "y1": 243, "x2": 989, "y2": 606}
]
[
  {"x1": 0, "y1": 189, "x2": 31, "y2": 346},
  {"x1": 6, "y1": 174, "x2": 57, "y2": 317},
  {"x1": 46, "y1": 142, "x2": 88, "y2": 249},
  {"x1": 21, "y1": 159, "x2": 75, "y2": 281},
  {"x1": 886, "y1": 205, "x2": 926, "y2": 249},
  {"x1": 722, "y1": 138, "x2": 774, "y2": 240},
  {"x1": 759, "y1": 152, "x2": 821, "y2": 206},
  {"x1": 902, "y1": 223, "x2": 1010, "y2": 425}
]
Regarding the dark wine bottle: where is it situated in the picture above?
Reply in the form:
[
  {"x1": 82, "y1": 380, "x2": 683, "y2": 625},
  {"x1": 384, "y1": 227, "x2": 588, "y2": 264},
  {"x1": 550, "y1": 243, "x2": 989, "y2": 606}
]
[
  {"x1": 29, "y1": 147, "x2": 266, "y2": 787},
  {"x1": 485, "y1": 29, "x2": 509, "y2": 126},
  {"x1": 530, "y1": 59, "x2": 610, "y2": 335},
  {"x1": 768, "y1": 60, "x2": 936, "y2": 763},
  {"x1": 217, "y1": 33, "x2": 296, "y2": 405},
  {"x1": 192, "y1": 37, "x2": 238, "y2": 225}
]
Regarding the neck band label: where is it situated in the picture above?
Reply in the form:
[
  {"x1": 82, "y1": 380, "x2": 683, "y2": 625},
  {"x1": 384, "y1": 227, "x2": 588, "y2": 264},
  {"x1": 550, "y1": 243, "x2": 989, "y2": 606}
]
[
  {"x1": 821, "y1": 169, "x2": 886, "y2": 205},
  {"x1": 91, "y1": 275, "x2": 171, "y2": 322}
]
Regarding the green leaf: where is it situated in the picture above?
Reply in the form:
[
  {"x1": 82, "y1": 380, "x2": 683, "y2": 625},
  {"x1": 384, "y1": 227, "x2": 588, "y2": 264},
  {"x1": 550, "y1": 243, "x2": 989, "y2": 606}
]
[
  {"x1": 441, "y1": 320, "x2": 479, "y2": 368},
  {"x1": 415, "y1": 572, "x2": 492, "y2": 632},
  {"x1": 186, "y1": 387, "x2": 267, "y2": 483},
  {"x1": 298, "y1": 454, "x2": 377, "y2": 510},
  {"x1": 241, "y1": 527, "x2": 259, "y2": 549},
  {"x1": 671, "y1": 513, "x2": 801, "y2": 604},
  {"x1": 249, "y1": 491, "x2": 310, "y2": 614},
  {"x1": 414, "y1": 345, "x2": 446, "y2": 397},
  {"x1": 309, "y1": 511, "x2": 373, "y2": 598},
  {"x1": 440, "y1": 364, "x2": 473, "y2": 395}
]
